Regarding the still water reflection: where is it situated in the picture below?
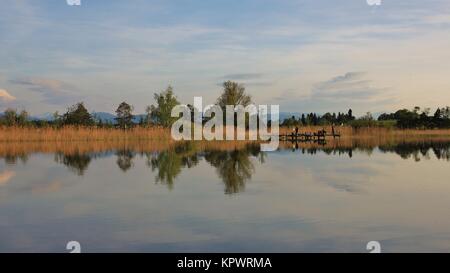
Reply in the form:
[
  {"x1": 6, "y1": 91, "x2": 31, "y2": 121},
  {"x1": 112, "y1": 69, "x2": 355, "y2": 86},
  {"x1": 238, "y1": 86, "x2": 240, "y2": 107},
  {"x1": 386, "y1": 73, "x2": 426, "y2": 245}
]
[{"x1": 1, "y1": 140, "x2": 450, "y2": 252}]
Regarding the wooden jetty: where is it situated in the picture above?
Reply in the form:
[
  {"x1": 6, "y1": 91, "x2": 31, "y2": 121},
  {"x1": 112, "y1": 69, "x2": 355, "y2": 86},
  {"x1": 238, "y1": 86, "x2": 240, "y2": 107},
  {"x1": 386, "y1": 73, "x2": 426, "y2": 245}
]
[{"x1": 279, "y1": 129, "x2": 341, "y2": 141}]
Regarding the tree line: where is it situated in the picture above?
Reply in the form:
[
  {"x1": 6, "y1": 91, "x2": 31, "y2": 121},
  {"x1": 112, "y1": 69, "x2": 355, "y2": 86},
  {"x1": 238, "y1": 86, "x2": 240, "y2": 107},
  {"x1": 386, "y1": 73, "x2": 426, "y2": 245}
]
[
  {"x1": 378, "y1": 107, "x2": 450, "y2": 129},
  {"x1": 1, "y1": 81, "x2": 450, "y2": 129},
  {"x1": 282, "y1": 106, "x2": 450, "y2": 129},
  {"x1": 281, "y1": 109, "x2": 355, "y2": 127},
  {"x1": 0, "y1": 81, "x2": 251, "y2": 129}
]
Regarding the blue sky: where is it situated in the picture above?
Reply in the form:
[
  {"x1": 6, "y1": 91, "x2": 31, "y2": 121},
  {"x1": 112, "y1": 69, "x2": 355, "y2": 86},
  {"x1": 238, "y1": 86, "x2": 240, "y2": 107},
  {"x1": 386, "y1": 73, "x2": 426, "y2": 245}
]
[{"x1": 1, "y1": 0, "x2": 450, "y2": 115}]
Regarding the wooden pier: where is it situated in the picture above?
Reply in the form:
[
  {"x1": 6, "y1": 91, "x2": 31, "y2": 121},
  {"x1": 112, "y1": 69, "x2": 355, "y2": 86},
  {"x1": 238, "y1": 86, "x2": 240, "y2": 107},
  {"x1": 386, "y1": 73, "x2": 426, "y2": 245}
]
[{"x1": 279, "y1": 130, "x2": 341, "y2": 141}]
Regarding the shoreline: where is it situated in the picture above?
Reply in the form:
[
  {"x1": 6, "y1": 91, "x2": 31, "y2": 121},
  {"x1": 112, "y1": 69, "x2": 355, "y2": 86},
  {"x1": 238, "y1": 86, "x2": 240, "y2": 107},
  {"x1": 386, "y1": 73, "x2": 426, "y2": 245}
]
[
  {"x1": 2, "y1": 126, "x2": 450, "y2": 142},
  {"x1": 1, "y1": 126, "x2": 450, "y2": 157}
]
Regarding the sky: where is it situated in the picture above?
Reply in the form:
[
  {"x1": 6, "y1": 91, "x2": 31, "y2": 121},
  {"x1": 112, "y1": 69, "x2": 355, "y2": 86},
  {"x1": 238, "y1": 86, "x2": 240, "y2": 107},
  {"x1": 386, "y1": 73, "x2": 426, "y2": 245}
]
[{"x1": 0, "y1": 0, "x2": 449, "y2": 116}]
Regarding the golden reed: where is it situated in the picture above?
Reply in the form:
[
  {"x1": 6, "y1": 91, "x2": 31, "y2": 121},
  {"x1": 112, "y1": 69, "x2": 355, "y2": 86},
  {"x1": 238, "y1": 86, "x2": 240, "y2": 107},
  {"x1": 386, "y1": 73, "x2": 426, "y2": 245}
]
[{"x1": 1, "y1": 125, "x2": 450, "y2": 156}]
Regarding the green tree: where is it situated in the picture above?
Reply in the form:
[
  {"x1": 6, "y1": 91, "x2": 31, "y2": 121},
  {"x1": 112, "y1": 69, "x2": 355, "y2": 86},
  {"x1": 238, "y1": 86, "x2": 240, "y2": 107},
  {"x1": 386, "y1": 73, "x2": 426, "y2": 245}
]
[
  {"x1": 149, "y1": 86, "x2": 180, "y2": 127},
  {"x1": 216, "y1": 81, "x2": 252, "y2": 109},
  {"x1": 115, "y1": 102, "x2": 134, "y2": 129},
  {"x1": 62, "y1": 102, "x2": 94, "y2": 126}
]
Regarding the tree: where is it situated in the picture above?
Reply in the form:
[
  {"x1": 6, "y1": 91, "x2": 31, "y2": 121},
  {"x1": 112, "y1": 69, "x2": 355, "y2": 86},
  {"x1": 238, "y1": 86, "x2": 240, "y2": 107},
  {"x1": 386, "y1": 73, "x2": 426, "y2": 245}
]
[
  {"x1": 312, "y1": 113, "x2": 318, "y2": 125},
  {"x1": 348, "y1": 109, "x2": 354, "y2": 121},
  {"x1": 145, "y1": 105, "x2": 153, "y2": 126},
  {"x1": 3, "y1": 108, "x2": 18, "y2": 126},
  {"x1": 322, "y1": 112, "x2": 333, "y2": 124},
  {"x1": 17, "y1": 110, "x2": 29, "y2": 126},
  {"x1": 62, "y1": 102, "x2": 94, "y2": 126},
  {"x1": 301, "y1": 114, "x2": 306, "y2": 126},
  {"x1": 115, "y1": 102, "x2": 134, "y2": 129},
  {"x1": 149, "y1": 86, "x2": 180, "y2": 127},
  {"x1": 361, "y1": 112, "x2": 374, "y2": 121},
  {"x1": 216, "y1": 81, "x2": 252, "y2": 109},
  {"x1": 53, "y1": 111, "x2": 63, "y2": 127},
  {"x1": 378, "y1": 113, "x2": 395, "y2": 121},
  {"x1": 442, "y1": 107, "x2": 450, "y2": 119},
  {"x1": 434, "y1": 108, "x2": 442, "y2": 119}
]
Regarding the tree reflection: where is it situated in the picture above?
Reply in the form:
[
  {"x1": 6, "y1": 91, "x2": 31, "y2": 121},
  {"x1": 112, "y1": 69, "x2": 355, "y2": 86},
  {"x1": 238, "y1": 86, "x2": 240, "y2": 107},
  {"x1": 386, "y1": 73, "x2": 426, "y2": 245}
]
[
  {"x1": 55, "y1": 152, "x2": 92, "y2": 175},
  {"x1": 147, "y1": 142, "x2": 263, "y2": 194},
  {"x1": 287, "y1": 140, "x2": 450, "y2": 161},
  {"x1": 146, "y1": 142, "x2": 199, "y2": 189},
  {"x1": 148, "y1": 150, "x2": 182, "y2": 189},
  {"x1": 116, "y1": 149, "x2": 135, "y2": 172},
  {"x1": 204, "y1": 144, "x2": 262, "y2": 194},
  {"x1": 378, "y1": 141, "x2": 450, "y2": 161},
  {"x1": 47, "y1": 141, "x2": 450, "y2": 190},
  {"x1": 2, "y1": 153, "x2": 28, "y2": 165}
]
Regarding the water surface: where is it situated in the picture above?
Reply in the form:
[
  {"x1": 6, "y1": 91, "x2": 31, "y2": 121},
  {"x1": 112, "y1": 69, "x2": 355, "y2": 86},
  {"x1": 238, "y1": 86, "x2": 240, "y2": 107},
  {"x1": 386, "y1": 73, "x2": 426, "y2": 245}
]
[{"x1": 1, "y1": 140, "x2": 450, "y2": 252}]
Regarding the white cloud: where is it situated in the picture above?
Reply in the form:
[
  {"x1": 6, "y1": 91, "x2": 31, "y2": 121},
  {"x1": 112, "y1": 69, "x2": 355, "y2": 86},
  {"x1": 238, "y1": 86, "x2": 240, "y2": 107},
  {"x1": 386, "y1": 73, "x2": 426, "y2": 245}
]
[
  {"x1": 10, "y1": 77, "x2": 81, "y2": 105},
  {"x1": 0, "y1": 89, "x2": 16, "y2": 101},
  {"x1": 311, "y1": 72, "x2": 383, "y2": 101},
  {"x1": 1, "y1": 0, "x2": 450, "y2": 114}
]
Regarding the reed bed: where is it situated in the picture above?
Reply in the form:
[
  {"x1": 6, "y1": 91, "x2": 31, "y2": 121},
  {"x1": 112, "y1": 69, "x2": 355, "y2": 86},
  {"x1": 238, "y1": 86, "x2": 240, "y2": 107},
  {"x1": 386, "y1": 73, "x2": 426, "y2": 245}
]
[
  {"x1": 3, "y1": 125, "x2": 450, "y2": 143},
  {"x1": 0, "y1": 126, "x2": 259, "y2": 156},
  {"x1": 1, "y1": 126, "x2": 450, "y2": 156},
  {"x1": 0, "y1": 126, "x2": 172, "y2": 142}
]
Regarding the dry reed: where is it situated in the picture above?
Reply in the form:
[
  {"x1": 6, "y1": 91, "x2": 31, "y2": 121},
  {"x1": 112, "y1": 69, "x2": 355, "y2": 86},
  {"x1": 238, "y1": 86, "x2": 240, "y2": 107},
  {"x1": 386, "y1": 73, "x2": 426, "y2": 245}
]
[{"x1": 1, "y1": 126, "x2": 450, "y2": 156}]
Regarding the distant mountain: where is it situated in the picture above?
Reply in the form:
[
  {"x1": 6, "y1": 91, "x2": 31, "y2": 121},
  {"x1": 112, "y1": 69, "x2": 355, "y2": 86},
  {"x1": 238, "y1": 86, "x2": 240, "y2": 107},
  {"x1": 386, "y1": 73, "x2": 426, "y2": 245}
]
[
  {"x1": 279, "y1": 112, "x2": 302, "y2": 121},
  {"x1": 132, "y1": 114, "x2": 147, "y2": 123},
  {"x1": 30, "y1": 112, "x2": 55, "y2": 121},
  {"x1": 27, "y1": 111, "x2": 302, "y2": 123},
  {"x1": 92, "y1": 112, "x2": 116, "y2": 123},
  {"x1": 92, "y1": 112, "x2": 147, "y2": 124}
]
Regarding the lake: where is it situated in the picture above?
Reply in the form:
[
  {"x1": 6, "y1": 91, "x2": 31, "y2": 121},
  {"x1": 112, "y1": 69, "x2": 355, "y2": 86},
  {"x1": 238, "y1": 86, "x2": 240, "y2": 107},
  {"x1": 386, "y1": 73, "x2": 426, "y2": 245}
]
[{"x1": 1, "y1": 140, "x2": 450, "y2": 252}]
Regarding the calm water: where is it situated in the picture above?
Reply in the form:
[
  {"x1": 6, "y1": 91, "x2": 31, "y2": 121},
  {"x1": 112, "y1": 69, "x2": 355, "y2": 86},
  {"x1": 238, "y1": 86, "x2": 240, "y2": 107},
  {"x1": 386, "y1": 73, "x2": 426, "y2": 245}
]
[{"x1": 1, "y1": 141, "x2": 450, "y2": 252}]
